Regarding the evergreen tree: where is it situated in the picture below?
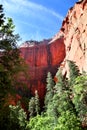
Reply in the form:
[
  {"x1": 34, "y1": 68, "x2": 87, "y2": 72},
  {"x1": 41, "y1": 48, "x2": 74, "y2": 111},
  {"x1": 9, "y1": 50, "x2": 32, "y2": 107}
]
[
  {"x1": 29, "y1": 91, "x2": 40, "y2": 118},
  {"x1": 28, "y1": 97, "x2": 35, "y2": 118},
  {"x1": 72, "y1": 74, "x2": 87, "y2": 127},
  {"x1": 0, "y1": 5, "x2": 4, "y2": 26},
  {"x1": 54, "y1": 68, "x2": 65, "y2": 93},
  {"x1": 53, "y1": 69, "x2": 71, "y2": 115},
  {"x1": 26, "y1": 62, "x2": 86, "y2": 130},
  {"x1": 9, "y1": 101, "x2": 27, "y2": 130},
  {"x1": 34, "y1": 90, "x2": 40, "y2": 115},
  {"x1": 52, "y1": 68, "x2": 77, "y2": 124},
  {"x1": 0, "y1": 7, "x2": 21, "y2": 101},
  {"x1": 0, "y1": 5, "x2": 28, "y2": 129},
  {"x1": 45, "y1": 72, "x2": 55, "y2": 110},
  {"x1": 55, "y1": 110, "x2": 82, "y2": 130},
  {"x1": 67, "y1": 60, "x2": 80, "y2": 87}
]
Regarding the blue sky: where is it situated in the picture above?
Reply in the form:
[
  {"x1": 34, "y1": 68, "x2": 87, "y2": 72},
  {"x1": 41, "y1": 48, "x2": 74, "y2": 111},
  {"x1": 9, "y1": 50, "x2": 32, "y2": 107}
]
[{"x1": 0, "y1": 0, "x2": 77, "y2": 44}]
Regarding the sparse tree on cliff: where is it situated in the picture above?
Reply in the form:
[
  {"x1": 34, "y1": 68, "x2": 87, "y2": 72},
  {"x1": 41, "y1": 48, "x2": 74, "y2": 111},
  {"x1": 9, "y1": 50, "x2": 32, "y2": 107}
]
[{"x1": 67, "y1": 60, "x2": 80, "y2": 87}]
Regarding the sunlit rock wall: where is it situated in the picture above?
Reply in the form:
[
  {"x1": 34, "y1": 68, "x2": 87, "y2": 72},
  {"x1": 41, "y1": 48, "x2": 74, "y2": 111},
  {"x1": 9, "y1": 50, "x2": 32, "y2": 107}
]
[
  {"x1": 20, "y1": 38, "x2": 65, "y2": 100},
  {"x1": 52, "y1": 0, "x2": 87, "y2": 77}
]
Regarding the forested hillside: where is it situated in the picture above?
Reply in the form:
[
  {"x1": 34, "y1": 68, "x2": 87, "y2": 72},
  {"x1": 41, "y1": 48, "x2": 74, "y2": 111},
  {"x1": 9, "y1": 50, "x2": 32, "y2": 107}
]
[{"x1": 0, "y1": 0, "x2": 87, "y2": 129}]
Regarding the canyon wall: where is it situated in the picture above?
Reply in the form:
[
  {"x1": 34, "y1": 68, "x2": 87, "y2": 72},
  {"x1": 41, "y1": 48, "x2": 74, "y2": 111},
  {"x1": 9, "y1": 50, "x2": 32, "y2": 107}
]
[
  {"x1": 20, "y1": 39, "x2": 65, "y2": 100},
  {"x1": 52, "y1": 0, "x2": 87, "y2": 77},
  {"x1": 20, "y1": 0, "x2": 87, "y2": 100}
]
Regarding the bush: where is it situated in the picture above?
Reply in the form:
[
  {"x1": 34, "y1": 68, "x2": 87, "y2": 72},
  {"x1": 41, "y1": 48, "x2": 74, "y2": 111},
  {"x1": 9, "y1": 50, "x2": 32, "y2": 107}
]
[
  {"x1": 54, "y1": 111, "x2": 82, "y2": 130},
  {"x1": 26, "y1": 115, "x2": 54, "y2": 130}
]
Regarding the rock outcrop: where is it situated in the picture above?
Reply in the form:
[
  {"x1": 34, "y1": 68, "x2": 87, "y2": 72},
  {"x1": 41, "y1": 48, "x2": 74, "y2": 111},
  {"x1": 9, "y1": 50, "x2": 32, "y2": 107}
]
[
  {"x1": 20, "y1": 0, "x2": 87, "y2": 101},
  {"x1": 20, "y1": 39, "x2": 65, "y2": 100},
  {"x1": 52, "y1": 0, "x2": 87, "y2": 77}
]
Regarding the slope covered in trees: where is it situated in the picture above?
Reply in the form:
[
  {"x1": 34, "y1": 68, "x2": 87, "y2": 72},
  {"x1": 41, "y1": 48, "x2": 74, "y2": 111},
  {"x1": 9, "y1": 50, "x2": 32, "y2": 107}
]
[
  {"x1": 8, "y1": 60, "x2": 87, "y2": 130},
  {"x1": 26, "y1": 61, "x2": 87, "y2": 130},
  {"x1": 1, "y1": 2, "x2": 87, "y2": 130}
]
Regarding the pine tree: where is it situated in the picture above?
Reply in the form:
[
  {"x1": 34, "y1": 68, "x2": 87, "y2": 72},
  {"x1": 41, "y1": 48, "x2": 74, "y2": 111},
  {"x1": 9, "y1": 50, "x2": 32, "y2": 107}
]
[
  {"x1": 0, "y1": 5, "x2": 4, "y2": 26},
  {"x1": 26, "y1": 62, "x2": 85, "y2": 130},
  {"x1": 0, "y1": 4, "x2": 29, "y2": 104},
  {"x1": 28, "y1": 97, "x2": 35, "y2": 118},
  {"x1": 9, "y1": 101, "x2": 27, "y2": 130},
  {"x1": 72, "y1": 74, "x2": 87, "y2": 127},
  {"x1": 0, "y1": 5, "x2": 28, "y2": 129},
  {"x1": 54, "y1": 68, "x2": 65, "y2": 93},
  {"x1": 0, "y1": 11, "x2": 21, "y2": 99},
  {"x1": 67, "y1": 60, "x2": 80, "y2": 87},
  {"x1": 44, "y1": 72, "x2": 55, "y2": 111},
  {"x1": 53, "y1": 69, "x2": 67, "y2": 116},
  {"x1": 28, "y1": 91, "x2": 40, "y2": 118},
  {"x1": 34, "y1": 90, "x2": 40, "y2": 115},
  {"x1": 53, "y1": 68, "x2": 75, "y2": 118}
]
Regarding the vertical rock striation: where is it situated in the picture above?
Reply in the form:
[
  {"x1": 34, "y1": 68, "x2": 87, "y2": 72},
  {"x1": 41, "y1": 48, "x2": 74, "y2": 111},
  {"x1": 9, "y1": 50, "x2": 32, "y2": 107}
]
[
  {"x1": 20, "y1": 39, "x2": 65, "y2": 100},
  {"x1": 20, "y1": 0, "x2": 87, "y2": 101},
  {"x1": 52, "y1": 0, "x2": 87, "y2": 77}
]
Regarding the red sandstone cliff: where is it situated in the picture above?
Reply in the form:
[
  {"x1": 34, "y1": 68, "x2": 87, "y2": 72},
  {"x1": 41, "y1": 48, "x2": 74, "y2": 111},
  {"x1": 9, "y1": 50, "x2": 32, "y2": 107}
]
[
  {"x1": 20, "y1": 0, "x2": 87, "y2": 100},
  {"x1": 20, "y1": 39, "x2": 65, "y2": 100},
  {"x1": 52, "y1": 0, "x2": 87, "y2": 76}
]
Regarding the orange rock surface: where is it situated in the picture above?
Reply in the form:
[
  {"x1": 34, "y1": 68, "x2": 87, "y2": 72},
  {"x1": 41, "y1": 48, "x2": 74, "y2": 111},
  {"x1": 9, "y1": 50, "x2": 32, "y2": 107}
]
[
  {"x1": 20, "y1": 0, "x2": 87, "y2": 101},
  {"x1": 52, "y1": 0, "x2": 87, "y2": 77},
  {"x1": 20, "y1": 38, "x2": 65, "y2": 100}
]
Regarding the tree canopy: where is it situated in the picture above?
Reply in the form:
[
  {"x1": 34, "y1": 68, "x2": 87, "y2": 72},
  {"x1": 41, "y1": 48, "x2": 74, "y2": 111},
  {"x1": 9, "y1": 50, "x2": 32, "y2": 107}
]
[{"x1": 0, "y1": 5, "x2": 28, "y2": 129}]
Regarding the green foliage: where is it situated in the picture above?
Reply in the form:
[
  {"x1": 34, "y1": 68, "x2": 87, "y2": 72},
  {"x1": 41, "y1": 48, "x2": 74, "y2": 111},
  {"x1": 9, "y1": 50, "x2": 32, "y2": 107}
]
[
  {"x1": 27, "y1": 111, "x2": 82, "y2": 130},
  {"x1": 29, "y1": 91, "x2": 40, "y2": 118},
  {"x1": 52, "y1": 68, "x2": 76, "y2": 125},
  {"x1": 28, "y1": 97, "x2": 35, "y2": 118},
  {"x1": 0, "y1": 5, "x2": 21, "y2": 99},
  {"x1": 45, "y1": 72, "x2": 55, "y2": 111},
  {"x1": 0, "y1": 5, "x2": 86, "y2": 129},
  {"x1": 44, "y1": 72, "x2": 56, "y2": 124},
  {"x1": 72, "y1": 74, "x2": 87, "y2": 125},
  {"x1": 5, "y1": 61, "x2": 87, "y2": 130},
  {"x1": 0, "y1": 4, "x2": 29, "y2": 129},
  {"x1": 55, "y1": 68, "x2": 65, "y2": 90},
  {"x1": 26, "y1": 115, "x2": 54, "y2": 130},
  {"x1": 1, "y1": 17, "x2": 15, "y2": 36},
  {"x1": 0, "y1": 5, "x2": 4, "y2": 26},
  {"x1": 35, "y1": 90, "x2": 40, "y2": 115},
  {"x1": 67, "y1": 60, "x2": 80, "y2": 86},
  {"x1": 50, "y1": 69, "x2": 66, "y2": 121},
  {"x1": 9, "y1": 102, "x2": 27, "y2": 130},
  {"x1": 55, "y1": 111, "x2": 82, "y2": 130},
  {"x1": 27, "y1": 62, "x2": 87, "y2": 130}
]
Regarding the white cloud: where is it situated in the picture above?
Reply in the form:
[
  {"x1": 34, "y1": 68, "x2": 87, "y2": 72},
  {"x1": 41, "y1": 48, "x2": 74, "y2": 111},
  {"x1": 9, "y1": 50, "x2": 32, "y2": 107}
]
[
  {"x1": 0, "y1": 0, "x2": 63, "y2": 42},
  {"x1": 0, "y1": 0, "x2": 64, "y2": 21}
]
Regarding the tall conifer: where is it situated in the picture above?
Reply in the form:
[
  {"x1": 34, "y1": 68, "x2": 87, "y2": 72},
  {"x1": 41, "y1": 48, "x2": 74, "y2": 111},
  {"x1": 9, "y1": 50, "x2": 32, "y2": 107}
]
[
  {"x1": 45, "y1": 72, "x2": 54, "y2": 111},
  {"x1": 35, "y1": 90, "x2": 40, "y2": 115}
]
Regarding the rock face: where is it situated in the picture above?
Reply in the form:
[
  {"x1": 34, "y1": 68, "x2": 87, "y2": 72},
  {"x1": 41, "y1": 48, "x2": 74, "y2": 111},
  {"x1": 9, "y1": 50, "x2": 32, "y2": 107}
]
[
  {"x1": 20, "y1": 0, "x2": 87, "y2": 101},
  {"x1": 52, "y1": 0, "x2": 87, "y2": 77},
  {"x1": 20, "y1": 39, "x2": 65, "y2": 100}
]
